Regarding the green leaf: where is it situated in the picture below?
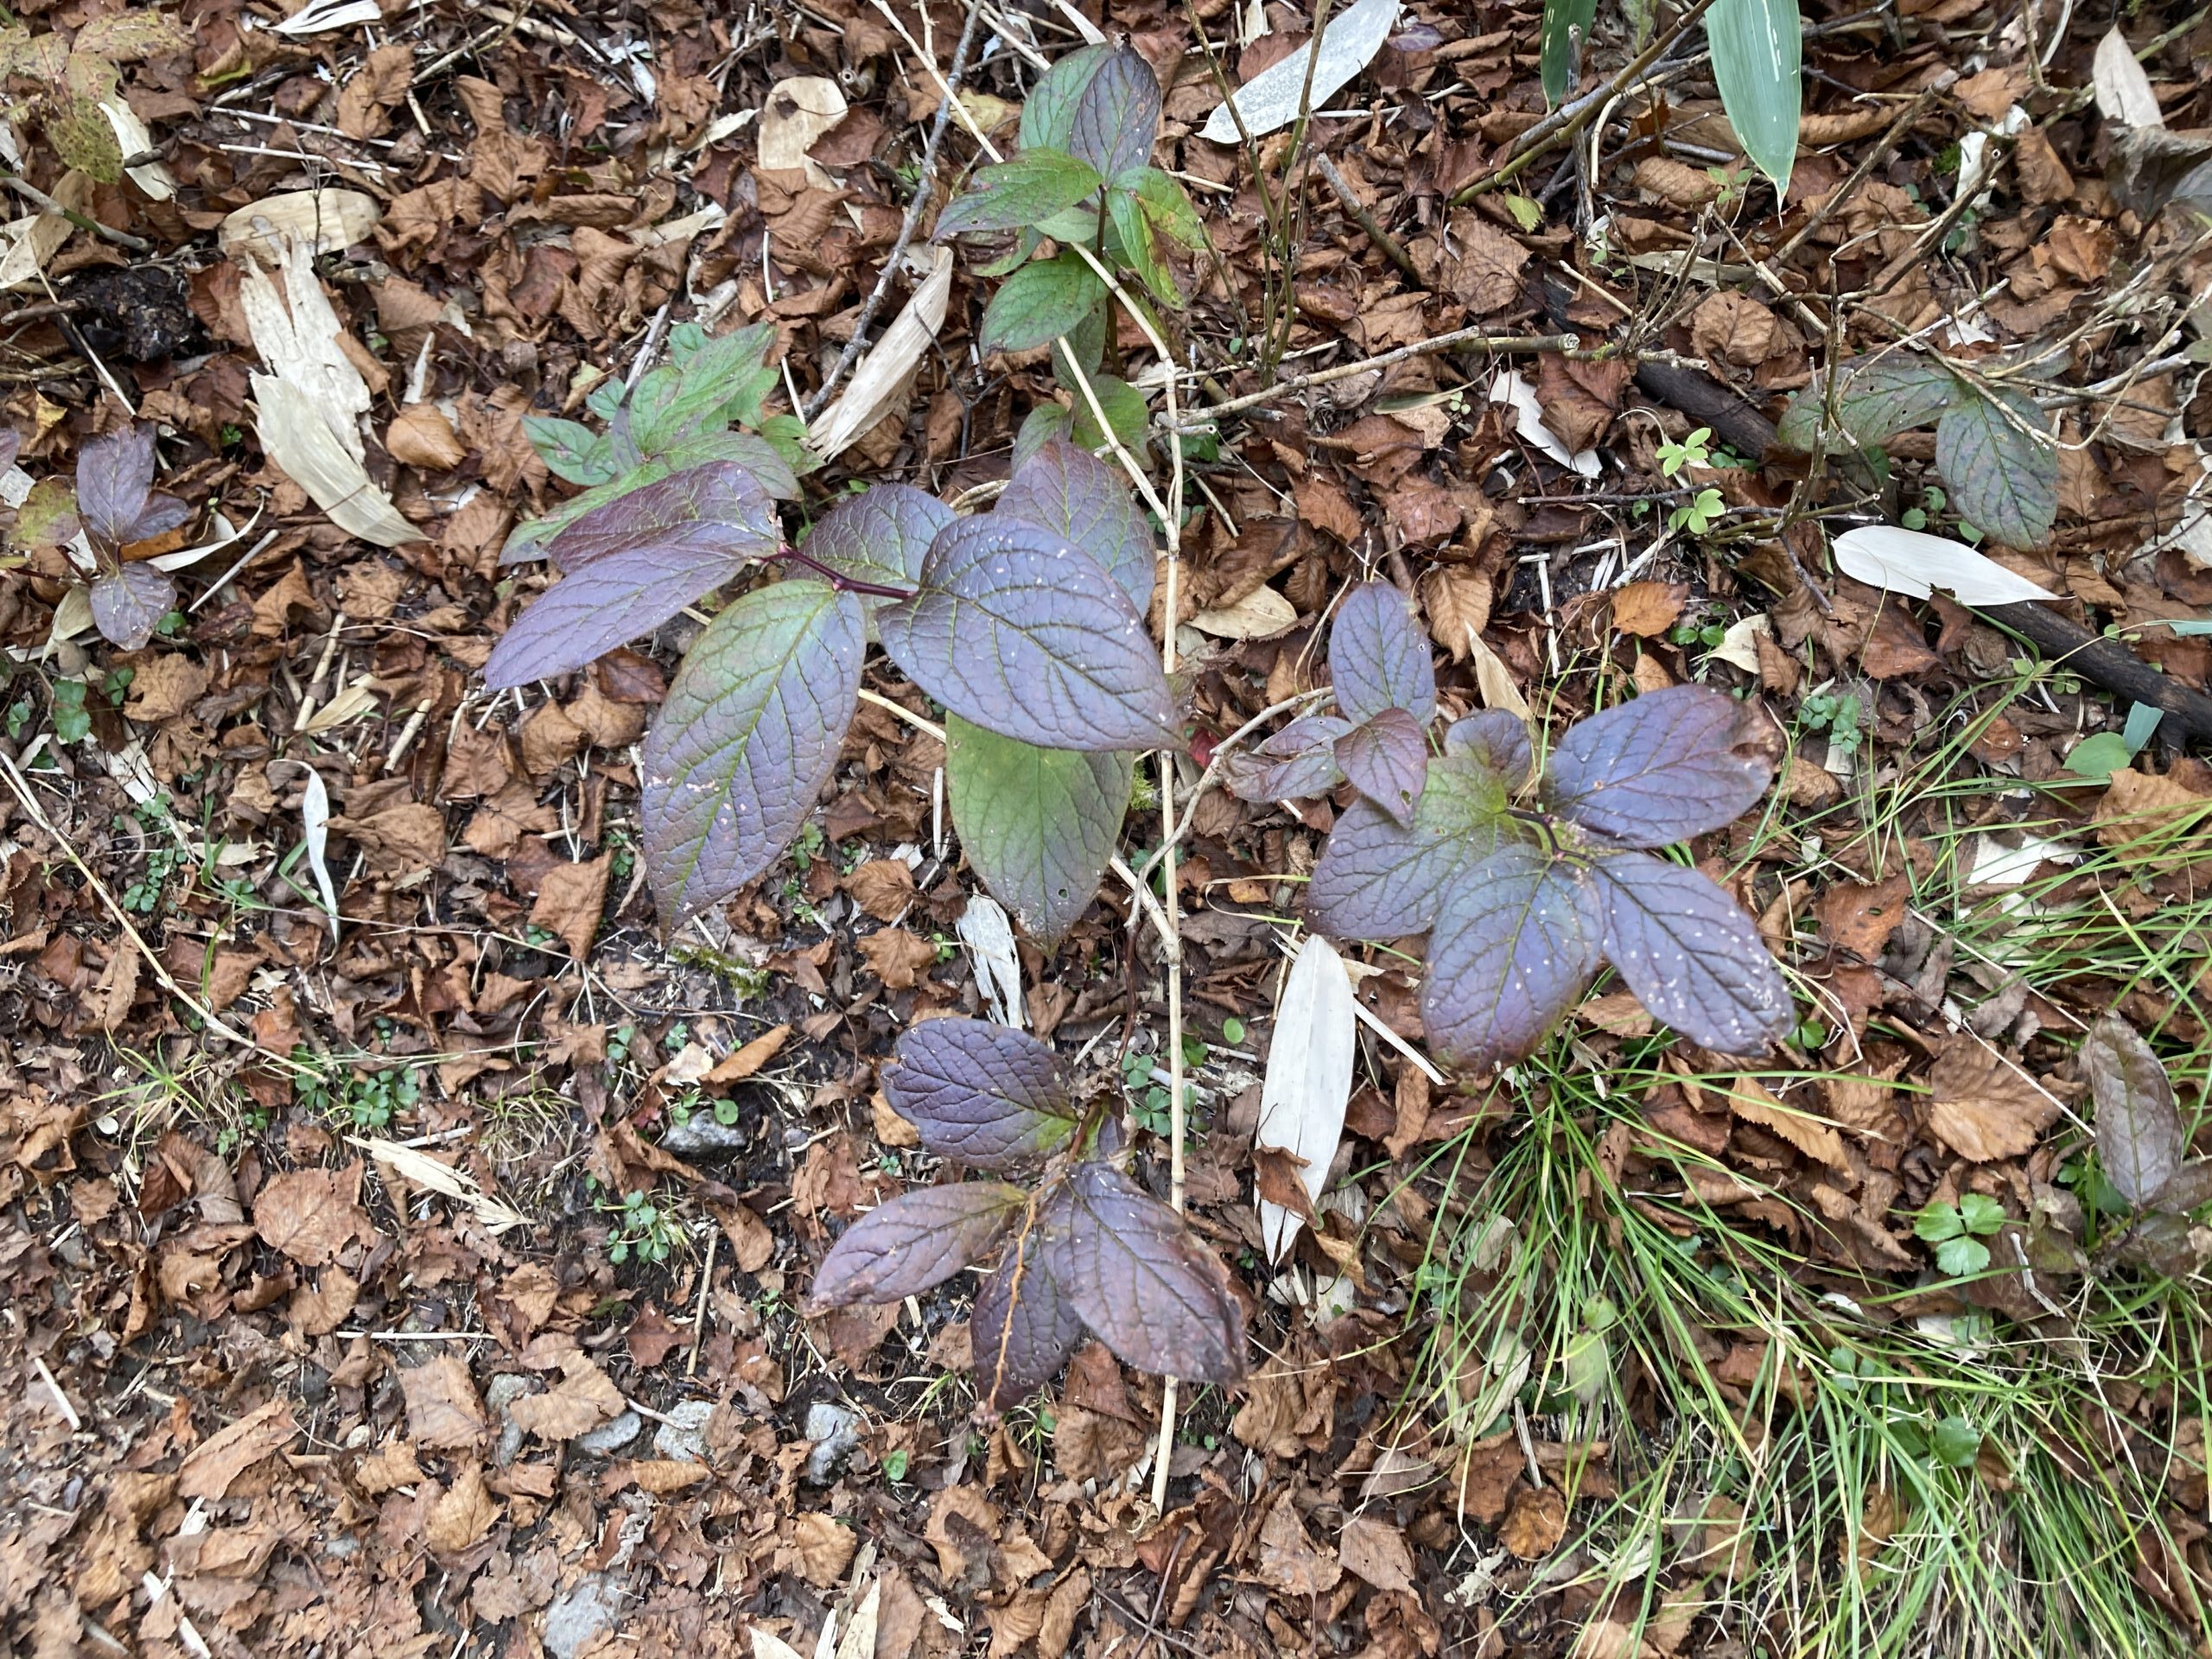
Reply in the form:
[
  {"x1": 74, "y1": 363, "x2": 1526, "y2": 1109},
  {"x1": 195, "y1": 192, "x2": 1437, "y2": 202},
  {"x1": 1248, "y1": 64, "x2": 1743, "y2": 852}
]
[
  {"x1": 49, "y1": 91, "x2": 124, "y2": 181},
  {"x1": 1541, "y1": 0, "x2": 1599, "y2": 105},
  {"x1": 523, "y1": 416, "x2": 617, "y2": 486},
  {"x1": 2063, "y1": 732, "x2": 2132, "y2": 779},
  {"x1": 2122, "y1": 702, "x2": 2164, "y2": 753},
  {"x1": 499, "y1": 431, "x2": 798, "y2": 565},
  {"x1": 978, "y1": 251, "x2": 1109, "y2": 355},
  {"x1": 1934, "y1": 1236, "x2": 1990, "y2": 1277},
  {"x1": 1068, "y1": 372, "x2": 1150, "y2": 455},
  {"x1": 1935, "y1": 387, "x2": 2058, "y2": 549},
  {"x1": 1707, "y1": 0, "x2": 1801, "y2": 188},
  {"x1": 1930, "y1": 1416, "x2": 1983, "y2": 1468},
  {"x1": 1014, "y1": 404, "x2": 1076, "y2": 468},
  {"x1": 1108, "y1": 183, "x2": 1179, "y2": 306},
  {"x1": 1777, "y1": 354, "x2": 1967, "y2": 452},
  {"x1": 947, "y1": 714, "x2": 1134, "y2": 945},
  {"x1": 11, "y1": 478, "x2": 80, "y2": 549},
  {"x1": 938, "y1": 149, "x2": 1103, "y2": 238},
  {"x1": 1048, "y1": 299, "x2": 1109, "y2": 382},
  {"x1": 1133, "y1": 168, "x2": 1209, "y2": 251},
  {"x1": 627, "y1": 322, "x2": 781, "y2": 454},
  {"x1": 1955, "y1": 1192, "x2": 2007, "y2": 1236},
  {"x1": 1913, "y1": 1203, "x2": 1964, "y2": 1243}
]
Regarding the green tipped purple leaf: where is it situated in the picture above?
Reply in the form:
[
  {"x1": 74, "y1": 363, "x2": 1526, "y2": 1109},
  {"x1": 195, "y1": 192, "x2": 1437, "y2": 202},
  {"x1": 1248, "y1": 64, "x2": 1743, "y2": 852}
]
[
  {"x1": 1066, "y1": 47, "x2": 1160, "y2": 183},
  {"x1": 1590, "y1": 851, "x2": 1790, "y2": 1052},
  {"x1": 1306, "y1": 744, "x2": 1511, "y2": 938},
  {"x1": 807, "y1": 1182, "x2": 1027, "y2": 1308},
  {"x1": 543, "y1": 461, "x2": 780, "y2": 575},
  {"x1": 1421, "y1": 842, "x2": 1605, "y2": 1067},
  {"x1": 1545, "y1": 686, "x2": 1770, "y2": 848},
  {"x1": 885, "y1": 1016, "x2": 1077, "y2": 1173},
  {"x1": 995, "y1": 438, "x2": 1155, "y2": 613},
  {"x1": 641, "y1": 580, "x2": 865, "y2": 923},
  {"x1": 1446, "y1": 709, "x2": 1533, "y2": 788},
  {"x1": 878, "y1": 518, "x2": 1179, "y2": 752},
  {"x1": 801, "y1": 482, "x2": 950, "y2": 591},
  {"x1": 946, "y1": 715, "x2": 1134, "y2": 947},
  {"x1": 1046, "y1": 1162, "x2": 1245, "y2": 1386},
  {"x1": 1221, "y1": 712, "x2": 1351, "y2": 803},
  {"x1": 1330, "y1": 581, "x2": 1437, "y2": 725},
  {"x1": 484, "y1": 542, "x2": 751, "y2": 688},
  {"x1": 1335, "y1": 707, "x2": 1429, "y2": 823}
]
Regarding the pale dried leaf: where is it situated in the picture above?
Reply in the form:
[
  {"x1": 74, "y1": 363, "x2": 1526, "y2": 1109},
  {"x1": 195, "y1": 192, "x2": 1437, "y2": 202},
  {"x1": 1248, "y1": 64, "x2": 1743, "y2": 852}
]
[{"x1": 1255, "y1": 936, "x2": 1357, "y2": 1262}]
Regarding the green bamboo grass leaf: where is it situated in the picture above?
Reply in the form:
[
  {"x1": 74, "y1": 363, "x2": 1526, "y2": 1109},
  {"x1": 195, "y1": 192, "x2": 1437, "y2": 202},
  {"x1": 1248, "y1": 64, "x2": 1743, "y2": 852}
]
[
  {"x1": 1541, "y1": 0, "x2": 1599, "y2": 105},
  {"x1": 1708, "y1": 0, "x2": 1802, "y2": 188}
]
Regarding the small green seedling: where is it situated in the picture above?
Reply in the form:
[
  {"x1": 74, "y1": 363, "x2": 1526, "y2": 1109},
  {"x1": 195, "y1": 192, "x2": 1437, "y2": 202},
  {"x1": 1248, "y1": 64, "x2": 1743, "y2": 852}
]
[
  {"x1": 1799, "y1": 688, "x2": 1865, "y2": 759},
  {"x1": 605, "y1": 1187, "x2": 680, "y2": 1267},
  {"x1": 1656, "y1": 426, "x2": 1713, "y2": 479},
  {"x1": 1915, "y1": 1192, "x2": 2006, "y2": 1276},
  {"x1": 1669, "y1": 486, "x2": 1726, "y2": 537}
]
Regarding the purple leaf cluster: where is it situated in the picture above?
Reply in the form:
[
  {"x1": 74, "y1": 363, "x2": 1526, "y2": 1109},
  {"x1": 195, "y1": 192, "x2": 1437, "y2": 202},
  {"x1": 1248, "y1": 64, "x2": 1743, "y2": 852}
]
[
  {"x1": 806, "y1": 1018, "x2": 1245, "y2": 1408},
  {"x1": 1291, "y1": 585, "x2": 1790, "y2": 1068},
  {"x1": 74, "y1": 425, "x2": 193, "y2": 650}
]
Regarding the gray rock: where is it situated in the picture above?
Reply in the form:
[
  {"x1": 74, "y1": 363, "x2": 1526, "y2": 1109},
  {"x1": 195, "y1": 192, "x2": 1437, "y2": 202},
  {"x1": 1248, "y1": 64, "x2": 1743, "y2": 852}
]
[
  {"x1": 486, "y1": 1372, "x2": 533, "y2": 1468},
  {"x1": 578, "y1": 1409, "x2": 643, "y2": 1457},
  {"x1": 658, "y1": 1110, "x2": 748, "y2": 1161},
  {"x1": 803, "y1": 1399, "x2": 863, "y2": 1484},
  {"x1": 542, "y1": 1574, "x2": 618, "y2": 1659},
  {"x1": 652, "y1": 1399, "x2": 716, "y2": 1464}
]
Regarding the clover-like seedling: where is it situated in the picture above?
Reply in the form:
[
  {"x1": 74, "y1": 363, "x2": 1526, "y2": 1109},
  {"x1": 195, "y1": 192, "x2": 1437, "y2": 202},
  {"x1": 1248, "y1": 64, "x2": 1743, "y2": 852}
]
[
  {"x1": 804, "y1": 1018, "x2": 1245, "y2": 1410},
  {"x1": 26, "y1": 424, "x2": 198, "y2": 651},
  {"x1": 1914, "y1": 1193, "x2": 2006, "y2": 1277},
  {"x1": 1229, "y1": 582, "x2": 1792, "y2": 1069}
]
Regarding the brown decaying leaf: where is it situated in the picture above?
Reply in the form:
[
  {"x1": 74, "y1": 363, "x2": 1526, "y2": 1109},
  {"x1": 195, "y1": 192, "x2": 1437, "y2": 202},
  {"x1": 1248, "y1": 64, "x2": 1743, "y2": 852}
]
[
  {"x1": 1497, "y1": 1484, "x2": 1568, "y2": 1559},
  {"x1": 252, "y1": 1164, "x2": 375, "y2": 1265},
  {"x1": 2082, "y1": 1012, "x2": 2184, "y2": 1207},
  {"x1": 1925, "y1": 1044, "x2": 2063, "y2": 1162},
  {"x1": 1726, "y1": 1077, "x2": 1850, "y2": 1170},
  {"x1": 1610, "y1": 581, "x2": 1687, "y2": 639},
  {"x1": 402, "y1": 1354, "x2": 490, "y2": 1450},
  {"x1": 177, "y1": 1400, "x2": 297, "y2": 1501},
  {"x1": 505, "y1": 1353, "x2": 624, "y2": 1441},
  {"x1": 1338, "y1": 1514, "x2": 1417, "y2": 1593},
  {"x1": 1257, "y1": 1492, "x2": 1343, "y2": 1595}
]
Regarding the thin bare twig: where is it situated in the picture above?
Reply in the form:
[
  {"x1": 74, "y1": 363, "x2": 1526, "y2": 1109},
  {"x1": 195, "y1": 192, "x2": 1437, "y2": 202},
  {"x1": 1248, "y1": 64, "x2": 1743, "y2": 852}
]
[
  {"x1": 1313, "y1": 153, "x2": 1423, "y2": 286},
  {"x1": 2, "y1": 171, "x2": 152, "y2": 253},
  {"x1": 1172, "y1": 328, "x2": 1580, "y2": 427}
]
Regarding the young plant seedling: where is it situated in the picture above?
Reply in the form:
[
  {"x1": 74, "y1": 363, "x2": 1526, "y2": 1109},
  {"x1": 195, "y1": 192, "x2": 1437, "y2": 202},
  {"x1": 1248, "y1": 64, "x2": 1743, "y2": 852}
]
[
  {"x1": 1225, "y1": 582, "x2": 1792, "y2": 1068},
  {"x1": 804, "y1": 1018, "x2": 1245, "y2": 1409},
  {"x1": 1913, "y1": 1192, "x2": 2006, "y2": 1277},
  {"x1": 13, "y1": 425, "x2": 196, "y2": 650}
]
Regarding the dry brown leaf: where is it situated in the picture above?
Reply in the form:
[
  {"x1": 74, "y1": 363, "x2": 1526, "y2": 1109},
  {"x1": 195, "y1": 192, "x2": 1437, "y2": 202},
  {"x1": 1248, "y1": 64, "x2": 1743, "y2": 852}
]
[
  {"x1": 709, "y1": 1025, "x2": 791, "y2": 1084},
  {"x1": 786, "y1": 1513, "x2": 857, "y2": 1587},
  {"x1": 177, "y1": 1400, "x2": 297, "y2": 1501},
  {"x1": 402, "y1": 1354, "x2": 490, "y2": 1450},
  {"x1": 506, "y1": 1353, "x2": 624, "y2": 1441},
  {"x1": 1257, "y1": 1492, "x2": 1342, "y2": 1595},
  {"x1": 1727, "y1": 1077, "x2": 1850, "y2": 1169},
  {"x1": 1498, "y1": 1484, "x2": 1568, "y2": 1559},
  {"x1": 356, "y1": 1438, "x2": 426, "y2": 1495},
  {"x1": 1338, "y1": 1515, "x2": 1417, "y2": 1593},
  {"x1": 1689, "y1": 290, "x2": 1783, "y2": 367},
  {"x1": 844, "y1": 859, "x2": 916, "y2": 921},
  {"x1": 860, "y1": 927, "x2": 937, "y2": 988},
  {"x1": 1925, "y1": 1044, "x2": 2062, "y2": 1162},
  {"x1": 426, "y1": 1463, "x2": 499, "y2": 1554},
  {"x1": 1611, "y1": 581, "x2": 1688, "y2": 638},
  {"x1": 252, "y1": 1164, "x2": 374, "y2": 1265},
  {"x1": 1815, "y1": 874, "x2": 1911, "y2": 961},
  {"x1": 386, "y1": 404, "x2": 467, "y2": 470},
  {"x1": 530, "y1": 853, "x2": 610, "y2": 960},
  {"x1": 1421, "y1": 565, "x2": 1492, "y2": 659}
]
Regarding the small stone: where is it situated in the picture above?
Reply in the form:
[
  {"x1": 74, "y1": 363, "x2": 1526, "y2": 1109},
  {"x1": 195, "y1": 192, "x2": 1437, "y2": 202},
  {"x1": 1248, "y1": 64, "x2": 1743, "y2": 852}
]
[
  {"x1": 803, "y1": 1400, "x2": 862, "y2": 1484},
  {"x1": 652, "y1": 1400, "x2": 716, "y2": 1464},
  {"x1": 578, "y1": 1409, "x2": 642, "y2": 1457},
  {"x1": 486, "y1": 1373, "x2": 533, "y2": 1467},
  {"x1": 541, "y1": 1574, "x2": 619, "y2": 1659},
  {"x1": 658, "y1": 1110, "x2": 749, "y2": 1161}
]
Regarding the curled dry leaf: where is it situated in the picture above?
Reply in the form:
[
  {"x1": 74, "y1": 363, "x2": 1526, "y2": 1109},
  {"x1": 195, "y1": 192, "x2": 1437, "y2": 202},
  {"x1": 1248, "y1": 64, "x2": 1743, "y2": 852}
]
[{"x1": 1255, "y1": 936, "x2": 1357, "y2": 1262}]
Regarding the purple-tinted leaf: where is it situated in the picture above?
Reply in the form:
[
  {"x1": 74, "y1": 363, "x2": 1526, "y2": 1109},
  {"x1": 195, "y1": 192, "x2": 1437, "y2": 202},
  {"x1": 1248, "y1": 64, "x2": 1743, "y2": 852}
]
[
  {"x1": 0, "y1": 429, "x2": 18, "y2": 474},
  {"x1": 1447, "y1": 709, "x2": 1533, "y2": 788},
  {"x1": 972, "y1": 1215, "x2": 1089, "y2": 1408},
  {"x1": 2114, "y1": 1209, "x2": 2212, "y2": 1279},
  {"x1": 946, "y1": 715, "x2": 1134, "y2": 947},
  {"x1": 74, "y1": 424, "x2": 156, "y2": 550},
  {"x1": 1422, "y1": 841, "x2": 1605, "y2": 1067},
  {"x1": 1306, "y1": 744, "x2": 1511, "y2": 939},
  {"x1": 995, "y1": 439, "x2": 1154, "y2": 614},
  {"x1": 124, "y1": 492, "x2": 194, "y2": 543},
  {"x1": 1590, "y1": 851, "x2": 1790, "y2": 1052},
  {"x1": 544, "y1": 461, "x2": 780, "y2": 575},
  {"x1": 1067, "y1": 46, "x2": 1160, "y2": 184},
  {"x1": 1935, "y1": 386, "x2": 2058, "y2": 549},
  {"x1": 485, "y1": 542, "x2": 750, "y2": 689},
  {"x1": 1047, "y1": 1162, "x2": 1244, "y2": 1384},
  {"x1": 641, "y1": 580, "x2": 865, "y2": 923},
  {"x1": 886, "y1": 1016, "x2": 1078, "y2": 1173},
  {"x1": 500, "y1": 433, "x2": 798, "y2": 567},
  {"x1": 806, "y1": 1182, "x2": 1027, "y2": 1309},
  {"x1": 878, "y1": 518, "x2": 1178, "y2": 752},
  {"x1": 801, "y1": 483, "x2": 950, "y2": 591},
  {"x1": 1330, "y1": 582, "x2": 1437, "y2": 725},
  {"x1": 1545, "y1": 686, "x2": 1770, "y2": 847},
  {"x1": 2082, "y1": 1012, "x2": 2184, "y2": 1208},
  {"x1": 1334, "y1": 707, "x2": 1429, "y2": 823},
  {"x1": 1221, "y1": 712, "x2": 1351, "y2": 803},
  {"x1": 89, "y1": 563, "x2": 176, "y2": 650},
  {"x1": 1021, "y1": 44, "x2": 1115, "y2": 152}
]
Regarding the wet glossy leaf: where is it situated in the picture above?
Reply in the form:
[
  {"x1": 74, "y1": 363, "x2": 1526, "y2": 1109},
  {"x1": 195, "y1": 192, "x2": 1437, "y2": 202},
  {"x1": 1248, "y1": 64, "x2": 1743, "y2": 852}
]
[
  {"x1": 807, "y1": 1182, "x2": 1027, "y2": 1308},
  {"x1": 1423, "y1": 841, "x2": 1606, "y2": 1067},
  {"x1": 75, "y1": 424, "x2": 188, "y2": 550},
  {"x1": 947, "y1": 715, "x2": 1133, "y2": 947},
  {"x1": 1591, "y1": 851, "x2": 1791, "y2": 1052},
  {"x1": 972, "y1": 1217, "x2": 1089, "y2": 1408},
  {"x1": 978, "y1": 251, "x2": 1109, "y2": 356},
  {"x1": 1544, "y1": 685, "x2": 1770, "y2": 848},
  {"x1": 484, "y1": 541, "x2": 751, "y2": 688},
  {"x1": 543, "y1": 461, "x2": 781, "y2": 575},
  {"x1": 523, "y1": 416, "x2": 617, "y2": 486},
  {"x1": 1334, "y1": 707, "x2": 1429, "y2": 823},
  {"x1": 879, "y1": 518, "x2": 1179, "y2": 752},
  {"x1": 2082, "y1": 1012, "x2": 2184, "y2": 1208},
  {"x1": 995, "y1": 438, "x2": 1155, "y2": 613},
  {"x1": 938, "y1": 149, "x2": 1103, "y2": 238},
  {"x1": 1021, "y1": 43, "x2": 1116, "y2": 154},
  {"x1": 1935, "y1": 387, "x2": 2058, "y2": 548},
  {"x1": 1777, "y1": 354, "x2": 1964, "y2": 452},
  {"x1": 1066, "y1": 47, "x2": 1160, "y2": 184},
  {"x1": 89, "y1": 563, "x2": 177, "y2": 651},
  {"x1": 1331, "y1": 581, "x2": 1438, "y2": 725},
  {"x1": 800, "y1": 482, "x2": 950, "y2": 591},
  {"x1": 1707, "y1": 0, "x2": 1801, "y2": 188},
  {"x1": 885, "y1": 1016, "x2": 1077, "y2": 1172},
  {"x1": 1047, "y1": 1162, "x2": 1245, "y2": 1385},
  {"x1": 1447, "y1": 709, "x2": 1534, "y2": 788},
  {"x1": 640, "y1": 580, "x2": 865, "y2": 923},
  {"x1": 1222, "y1": 712, "x2": 1351, "y2": 803},
  {"x1": 1306, "y1": 743, "x2": 1512, "y2": 939}
]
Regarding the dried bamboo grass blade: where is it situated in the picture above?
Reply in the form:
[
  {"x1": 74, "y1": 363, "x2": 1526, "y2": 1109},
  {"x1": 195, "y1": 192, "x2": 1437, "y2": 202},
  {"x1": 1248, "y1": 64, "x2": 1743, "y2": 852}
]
[
  {"x1": 219, "y1": 188, "x2": 382, "y2": 262},
  {"x1": 0, "y1": 169, "x2": 92, "y2": 290},
  {"x1": 807, "y1": 246, "x2": 953, "y2": 461},
  {"x1": 254, "y1": 377, "x2": 418, "y2": 546}
]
